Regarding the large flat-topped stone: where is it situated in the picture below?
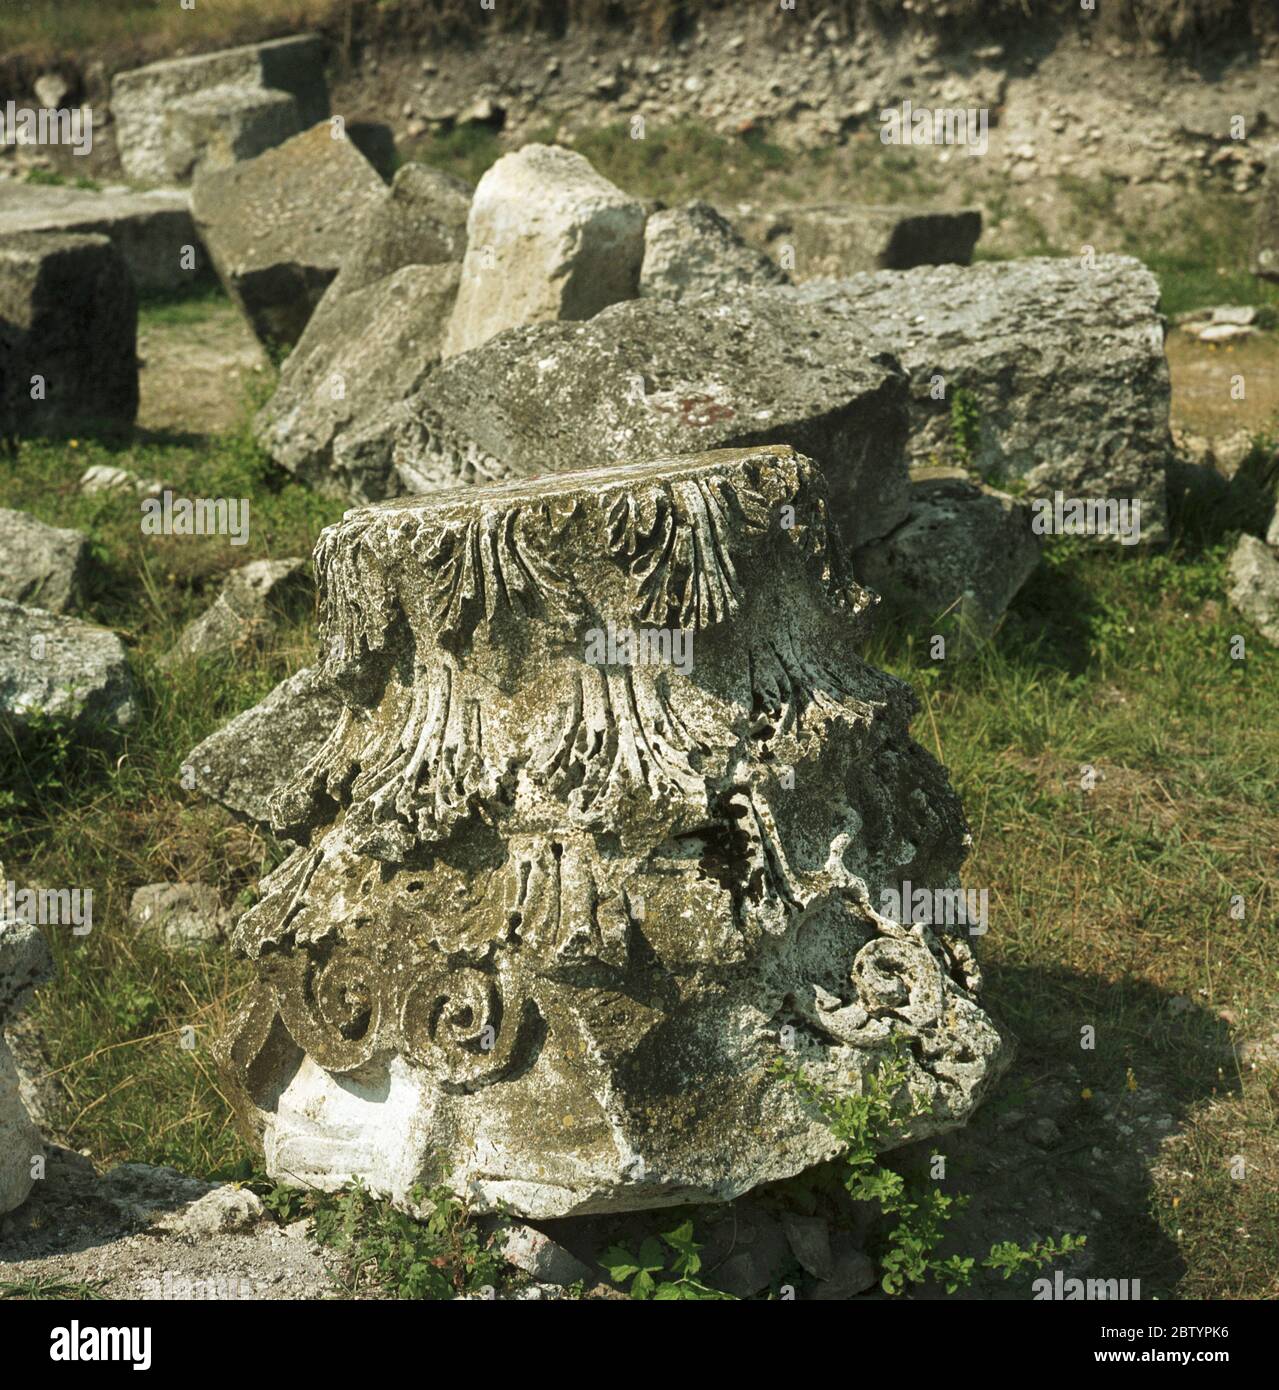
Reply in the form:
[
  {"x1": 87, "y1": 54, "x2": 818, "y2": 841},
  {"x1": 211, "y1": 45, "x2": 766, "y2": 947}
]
[
  {"x1": 112, "y1": 34, "x2": 329, "y2": 185},
  {"x1": 776, "y1": 256, "x2": 1171, "y2": 540},
  {"x1": 0, "y1": 183, "x2": 201, "y2": 294},
  {"x1": 216, "y1": 444, "x2": 1006, "y2": 1218},
  {"x1": 730, "y1": 203, "x2": 982, "y2": 280},
  {"x1": 192, "y1": 123, "x2": 385, "y2": 348},
  {"x1": 0, "y1": 232, "x2": 138, "y2": 437},
  {"x1": 373, "y1": 293, "x2": 911, "y2": 548}
]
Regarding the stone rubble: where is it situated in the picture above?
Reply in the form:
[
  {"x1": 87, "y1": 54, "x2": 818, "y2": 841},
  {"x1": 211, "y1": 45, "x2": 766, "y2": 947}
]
[
  {"x1": 111, "y1": 35, "x2": 330, "y2": 186},
  {"x1": 0, "y1": 507, "x2": 91, "y2": 615},
  {"x1": 728, "y1": 202, "x2": 982, "y2": 281},
  {"x1": 192, "y1": 124, "x2": 385, "y2": 348},
  {"x1": 0, "y1": 598, "x2": 137, "y2": 741},
  {"x1": 0, "y1": 855, "x2": 53, "y2": 1216}
]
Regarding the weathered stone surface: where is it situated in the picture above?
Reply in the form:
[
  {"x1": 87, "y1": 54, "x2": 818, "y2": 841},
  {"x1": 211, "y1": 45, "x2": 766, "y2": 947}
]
[
  {"x1": 192, "y1": 124, "x2": 384, "y2": 348},
  {"x1": 328, "y1": 163, "x2": 470, "y2": 299},
  {"x1": 153, "y1": 1183, "x2": 266, "y2": 1237},
  {"x1": 163, "y1": 558, "x2": 312, "y2": 665},
  {"x1": 0, "y1": 508, "x2": 90, "y2": 615},
  {"x1": 699, "y1": 1203, "x2": 792, "y2": 1296},
  {"x1": 385, "y1": 293, "x2": 911, "y2": 549},
  {"x1": 809, "y1": 1235, "x2": 876, "y2": 1299},
  {"x1": 255, "y1": 163, "x2": 470, "y2": 494},
  {"x1": 217, "y1": 445, "x2": 1005, "y2": 1218},
  {"x1": 160, "y1": 86, "x2": 303, "y2": 186},
  {"x1": 1226, "y1": 534, "x2": 1279, "y2": 645},
  {"x1": 639, "y1": 200, "x2": 790, "y2": 299},
  {"x1": 0, "y1": 855, "x2": 53, "y2": 1216},
  {"x1": 0, "y1": 599, "x2": 136, "y2": 738},
  {"x1": 1253, "y1": 141, "x2": 1279, "y2": 283},
  {"x1": 0, "y1": 232, "x2": 138, "y2": 438},
  {"x1": 80, "y1": 464, "x2": 167, "y2": 500},
  {"x1": 443, "y1": 144, "x2": 646, "y2": 358},
  {"x1": 256, "y1": 265, "x2": 461, "y2": 499},
  {"x1": 731, "y1": 203, "x2": 982, "y2": 281},
  {"x1": 128, "y1": 883, "x2": 229, "y2": 950},
  {"x1": 185, "y1": 666, "x2": 344, "y2": 837},
  {"x1": 777, "y1": 256, "x2": 1171, "y2": 541},
  {"x1": 0, "y1": 182, "x2": 203, "y2": 294},
  {"x1": 111, "y1": 35, "x2": 329, "y2": 186},
  {"x1": 502, "y1": 1223, "x2": 592, "y2": 1286},
  {"x1": 854, "y1": 471, "x2": 1042, "y2": 637},
  {"x1": 780, "y1": 1211, "x2": 834, "y2": 1279}
]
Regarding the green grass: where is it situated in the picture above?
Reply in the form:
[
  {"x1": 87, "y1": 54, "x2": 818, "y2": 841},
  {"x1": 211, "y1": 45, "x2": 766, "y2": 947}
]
[
  {"x1": 0, "y1": 394, "x2": 345, "y2": 1178},
  {"x1": 137, "y1": 282, "x2": 230, "y2": 327}
]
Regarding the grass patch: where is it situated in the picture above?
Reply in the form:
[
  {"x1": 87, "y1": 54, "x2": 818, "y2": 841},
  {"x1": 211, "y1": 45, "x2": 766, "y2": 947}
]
[
  {"x1": 137, "y1": 281, "x2": 231, "y2": 329},
  {"x1": 0, "y1": 400, "x2": 344, "y2": 1177}
]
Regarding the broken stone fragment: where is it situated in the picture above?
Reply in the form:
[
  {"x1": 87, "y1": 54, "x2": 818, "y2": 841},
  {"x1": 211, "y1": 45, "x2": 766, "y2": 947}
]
[
  {"x1": 252, "y1": 162, "x2": 470, "y2": 495},
  {"x1": 192, "y1": 123, "x2": 384, "y2": 348},
  {"x1": 0, "y1": 507, "x2": 91, "y2": 615},
  {"x1": 854, "y1": 470, "x2": 1042, "y2": 638},
  {"x1": 111, "y1": 35, "x2": 329, "y2": 186},
  {"x1": 128, "y1": 883, "x2": 230, "y2": 950},
  {"x1": 153, "y1": 1182, "x2": 265, "y2": 1236},
  {"x1": 502, "y1": 1223, "x2": 592, "y2": 1287},
  {"x1": 184, "y1": 665, "x2": 345, "y2": 838},
  {"x1": 0, "y1": 855, "x2": 54, "y2": 1216},
  {"x1": 161, "y1": 85, "x2": 303, "y2": 186},
  {"x1": 217, "y1": 444, "x2": 1006, "y2": 1219},
  {"x1": 327, "y1": 162, "x2": 471, "y2": 300},
  {"x1": 774, "y1": 255, "x2": 1172, "y2": 541},
  {"x1": 384, "y1": 291, "x2": 912, "y2": 549},
  {"x1": 442, "y1": 143, "x2": 646, "y2": 358},
  {"x1": 255, "y1": 264, "x2": 461, "y2": 500},
  {"x1": 80, "y1": 464, "x2": 168, "y2": 500},
  {"x1": 0, "y1": 599, "x2": 137, "y2": 740},
  {"x1": 729, "y1": 202, "x2": 982, "y2": 281},
  {"x1": 0, "y1": 231, "x2": 138, "y2": 439},
  {"x1": 639, "y1": 200, "x2": 790, "y2": 299},
  {"x1": 1226, "y1": 534, "x2": 1279, "y2": 645},
  {"x1": 162, "y1": 558, "x2": 312, "y2": 666}
]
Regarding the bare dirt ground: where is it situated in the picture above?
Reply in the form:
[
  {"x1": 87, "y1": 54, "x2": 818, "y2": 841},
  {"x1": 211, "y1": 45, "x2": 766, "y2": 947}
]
[{"x1": 136, "y1": 299, "x2": 268, "y2": 440}]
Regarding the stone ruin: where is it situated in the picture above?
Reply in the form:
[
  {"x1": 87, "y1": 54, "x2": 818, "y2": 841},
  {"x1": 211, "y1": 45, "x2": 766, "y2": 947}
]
[{"x1": 217, "y1": 444, "x2": 1007, "y2": 1217}]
